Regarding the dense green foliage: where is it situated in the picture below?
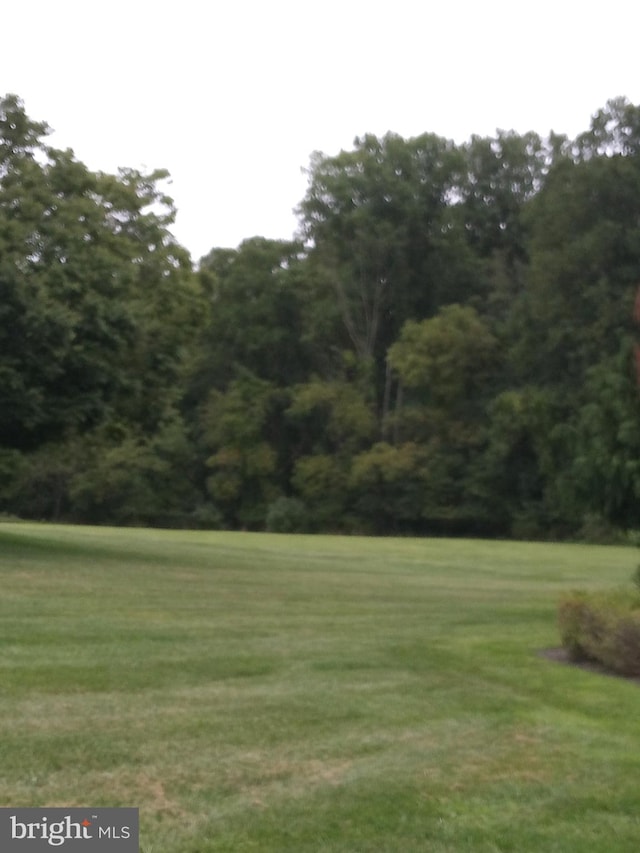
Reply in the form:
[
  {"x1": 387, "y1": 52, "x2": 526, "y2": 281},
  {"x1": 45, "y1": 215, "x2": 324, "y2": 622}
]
[{"x1": 3, "y1": 94, "x2": 640, "y2": 537}]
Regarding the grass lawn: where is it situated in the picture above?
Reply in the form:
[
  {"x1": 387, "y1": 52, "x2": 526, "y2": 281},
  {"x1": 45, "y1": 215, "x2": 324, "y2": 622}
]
[{"x1": 1, "y1": 522, "x2": 639, "y2": 851}]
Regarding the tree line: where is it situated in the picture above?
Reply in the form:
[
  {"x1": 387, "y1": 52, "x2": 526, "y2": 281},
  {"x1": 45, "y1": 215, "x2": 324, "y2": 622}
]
[{"x1": 2, "y1": 93, "x2": 640, "y2": 539}]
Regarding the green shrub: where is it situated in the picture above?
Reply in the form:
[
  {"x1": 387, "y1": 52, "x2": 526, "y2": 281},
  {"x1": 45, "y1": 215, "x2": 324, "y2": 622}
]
[
  {"x1": 558, "y1": 589, "x2": 640, "y2": 676},
  {"x1": 265, "y1": 497, "x2": 309, "y2": 533},
  {"x1": 577, "y1": 513, "x2": 626, "y2": 545},
  {"x1": 190, "y1": 503, "x2": 225, "y2": 530},
  {"x1": 558, "y1": 592, "x2": 591, "y2": 661}
]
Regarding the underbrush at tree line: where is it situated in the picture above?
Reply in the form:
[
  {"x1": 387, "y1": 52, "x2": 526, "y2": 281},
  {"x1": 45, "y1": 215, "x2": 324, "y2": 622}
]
[{"x1": 3, "y1": 94, "x2": 640, "y2": 540}]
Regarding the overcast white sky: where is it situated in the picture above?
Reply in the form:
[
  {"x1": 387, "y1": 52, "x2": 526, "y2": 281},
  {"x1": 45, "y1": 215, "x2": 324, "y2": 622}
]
[{"x1": 3, "y1": 0, "x2": 639, "y2": 261}]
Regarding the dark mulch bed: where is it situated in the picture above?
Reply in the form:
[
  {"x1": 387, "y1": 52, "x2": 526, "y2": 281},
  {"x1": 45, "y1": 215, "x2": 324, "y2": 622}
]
[{"x1": 539, "y1": 647, "x2": 640, "y2": 686}]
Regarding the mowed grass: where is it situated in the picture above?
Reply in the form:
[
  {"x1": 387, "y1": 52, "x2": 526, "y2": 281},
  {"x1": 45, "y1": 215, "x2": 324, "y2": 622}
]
[{"x1": 1, "y1": 523, "x2": 640, "y2": 851}]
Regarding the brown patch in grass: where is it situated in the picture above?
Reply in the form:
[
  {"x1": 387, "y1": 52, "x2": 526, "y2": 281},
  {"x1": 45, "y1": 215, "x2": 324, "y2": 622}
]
[
  {"x1": 224, "y1": 753, "x2": 352, "y2": 806},
  {"x1": 38, "y1": 771, "x2": 189, "y2": 818}
]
